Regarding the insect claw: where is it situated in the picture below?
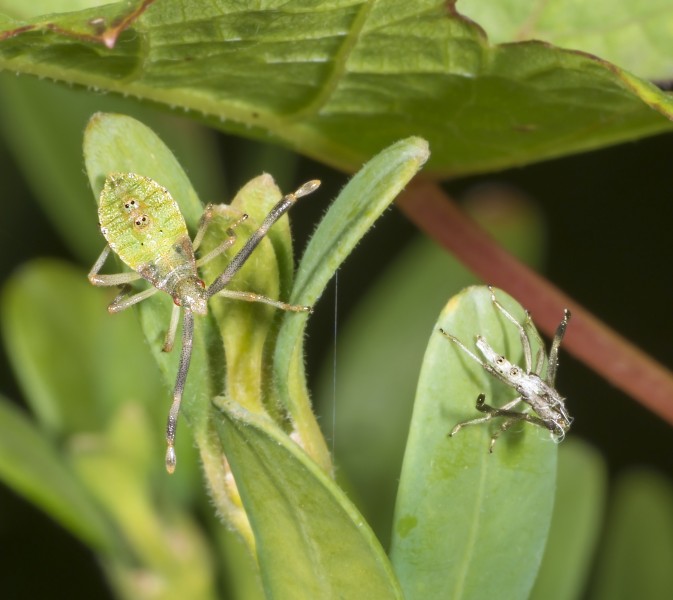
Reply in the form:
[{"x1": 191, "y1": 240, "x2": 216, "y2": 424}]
[
  {"x1": 294, "y1": 179, "x2": 321, "y2": 198},
  {"x1": 165, "y1": 444, "x2": 176, "y2": 474}
]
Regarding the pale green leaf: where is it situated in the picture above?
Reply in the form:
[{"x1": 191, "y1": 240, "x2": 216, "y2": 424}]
[
  {"x1": 390, "y1": 286, "x2": 557, "y2": 599},
  {"x1": 1, "y1": 259, "x2": 162, "y2": 435}
]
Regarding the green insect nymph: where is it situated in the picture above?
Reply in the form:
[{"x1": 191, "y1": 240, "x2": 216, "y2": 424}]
[{"x1": 89, "y1": 173, "x2": 320, "y2": 473}]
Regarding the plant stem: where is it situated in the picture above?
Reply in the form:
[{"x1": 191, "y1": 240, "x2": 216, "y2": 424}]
[{"x1": 397, "y1": 179, "x2": 673, "y2": 427}]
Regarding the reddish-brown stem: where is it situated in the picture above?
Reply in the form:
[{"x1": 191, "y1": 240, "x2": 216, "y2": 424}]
[{"x1": 397, "y1": 179, "x2": 673, "y2": 427}]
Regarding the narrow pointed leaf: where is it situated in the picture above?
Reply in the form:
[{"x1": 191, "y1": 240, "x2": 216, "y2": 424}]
[{"x1": 274, "y1": 136, "x2": 429, "y2": 473}]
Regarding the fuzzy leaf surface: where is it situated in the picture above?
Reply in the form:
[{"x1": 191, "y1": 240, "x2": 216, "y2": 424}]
[{"x1": 0, "y1": 0, "x2": 671, "y2": 175}]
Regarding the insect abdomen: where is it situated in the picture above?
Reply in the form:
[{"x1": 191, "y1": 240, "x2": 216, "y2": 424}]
[{"x1": 98, "y1": 173, "x2": 190, "y2": 273}]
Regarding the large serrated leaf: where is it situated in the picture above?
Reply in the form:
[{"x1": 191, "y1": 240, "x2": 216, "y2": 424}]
[
  {"x1": 214, "y1": 397, "x2": 403, "y2": 600},
  {"x1": 0, "y1": 0, "x2": 671, "y2": 175},
  {"x1": 390, "y1": 286, "x2": 558, "y2": 599}
]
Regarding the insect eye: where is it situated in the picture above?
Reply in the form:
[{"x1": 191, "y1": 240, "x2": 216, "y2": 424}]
[
  {"x1": 510, "y1": 367, "x2": 520, "y2": 377},
  {"x1": 495, "y1": 357, "x2": 505, "y2": 365}
]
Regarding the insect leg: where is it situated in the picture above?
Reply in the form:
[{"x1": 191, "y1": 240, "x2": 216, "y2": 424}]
[
  {"x1": 488, "y1": 412, "x2": 547, "y2": 452},
  {"x1": 206, "y1": 180, "x2": 320, "y2": 299},
  {"x1": 214, "y1": 289, "x2": 312, "y2": 312},
  {"x1": 196, "y1": 214, "x2": 249, "y2": 267},
  {"x1": 192, "y1": 204, "x2": 215, "y2": 252},
  {"x1": 165, "y1": 308, "x2": 193, "y2": 474},
  {"x1": 108, "y1": 285, "x2": 159, "y2": 313},
  {"x1": 88, "y1": 245, "x2": 142, "y2": 286},
  {"x1": 488, "y1": 286, "x2": 533, "y2": 373},
  {"x1": 547, "y1": 309, "x2": 571, "y2": 385},
  {"x1": 450, "y1": 394, "x2": 497, "y2": 436},
  {"x1": 440, "y1": 330, "x2": 512, "y2": 387},
  {"x1": 438, "y1": 329, "x2": 485, "y2": 365},
  {"x1": 162, "y1": 304, "x2": 181, "y2": 352}
]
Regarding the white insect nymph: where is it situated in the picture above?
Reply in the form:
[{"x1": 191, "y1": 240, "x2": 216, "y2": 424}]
[{"x1": 439, "y1": 287, "x2": 572, "y2": 451}]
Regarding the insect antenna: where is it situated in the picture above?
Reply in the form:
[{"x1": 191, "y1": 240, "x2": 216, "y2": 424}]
[{"x1": 547, "y1": 309, "x2": 571, "y2": 385}]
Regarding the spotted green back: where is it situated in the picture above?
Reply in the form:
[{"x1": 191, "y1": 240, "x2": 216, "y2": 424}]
[{"x1": 98, "y1": 173, "x2": 190, "y2": 272}]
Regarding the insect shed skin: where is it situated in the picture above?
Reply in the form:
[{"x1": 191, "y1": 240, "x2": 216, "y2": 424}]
[
  {"x1": 439, "y1": 287, "x2": 572, "y2": 451},
  {"x1": 89, "y1": 173, "x2": 319, "y2": 473}
]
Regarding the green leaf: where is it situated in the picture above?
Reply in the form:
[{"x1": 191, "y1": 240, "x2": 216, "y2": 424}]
[
  {"x1": 590, "y1": 469, "x2": 673, "y2": 600},
  {"x1": 458, "y1": 0, "x2": 673, "y2": 81},
  {"x1": 0, "y1": 1, "x2": 108, "y2": 19},
  {"x1": 0, "y1": 1, "x2": 671, "y2": 175},
  {"x1": 214, "y1": 397, "x2": 403, "y2": 600},
  {"x1": 1, "y1": 259, "x2": 162, "y2": 435},
  {"x1": 274, "y1": 136, "x2": 429, "y2": 473},
  {"x1": 69, "y1": 402, "x2": 219, "y2": 600},
  {"x1": 390, "y1": 286, "x2": 558, "y2": 599},
  {"x1": 0, "y1": 394, "x2": 125, "y2": 556},
  {"x1": 530, "y1": 438, "x2": 607, "y2": 600},
  {"x1": 314, "y1": 191, "x2": 548, "y2": 545}
]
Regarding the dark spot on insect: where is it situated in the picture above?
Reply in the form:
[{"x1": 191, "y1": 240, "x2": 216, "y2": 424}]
[
  {"x1": 496, "y1": 357, "x2": 505, "y2": 365},
  {"x1": 510, "y1": 367, "x2": 520, "y2": 377},
  {"x1": 134, "y1": 214, "x2": 150, "y2": 228}
]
